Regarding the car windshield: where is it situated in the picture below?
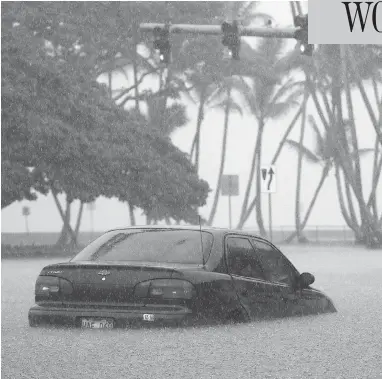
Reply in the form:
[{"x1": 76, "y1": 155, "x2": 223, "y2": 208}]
[{"x1": 71, "y1": 229, "x2": 214, "y2": 264}]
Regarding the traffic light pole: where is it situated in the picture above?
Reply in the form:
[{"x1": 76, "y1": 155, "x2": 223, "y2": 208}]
[{"x1": 140, "y1": 23, "x2": 298, "y2": 40}]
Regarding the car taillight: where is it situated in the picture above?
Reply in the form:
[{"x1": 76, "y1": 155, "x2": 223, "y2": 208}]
[
  {"x1": 134, "y1": 279, "x2": 196, "y2": 300},
  {"x1": 35, "y1": 276, "x2": 73, "y2": 296}
]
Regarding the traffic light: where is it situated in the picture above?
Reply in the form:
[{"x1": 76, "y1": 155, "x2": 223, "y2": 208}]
[
  {"x1": 153, "y1": 26, "x2": 171, "y2": 64},
  {"x1": 294, "y1": 14, "x2": 314, "y2": 56},
  {"x1": 221, "y1": 20, "x2": 240, "y2": 60}
]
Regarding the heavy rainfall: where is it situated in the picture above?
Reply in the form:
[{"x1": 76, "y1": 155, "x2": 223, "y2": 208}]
[{"x1": 1, "y1": 2, "x2": 382, "y2": 379}]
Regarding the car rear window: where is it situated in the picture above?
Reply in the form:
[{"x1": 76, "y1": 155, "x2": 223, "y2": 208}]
[{"x1": 71, "y1": 229, "x2": 214, "y2": 264}]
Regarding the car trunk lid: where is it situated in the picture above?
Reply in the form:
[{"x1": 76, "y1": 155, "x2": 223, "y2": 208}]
[{"x1": 40, "y1": 261, "x2": 201, "y2": 305}]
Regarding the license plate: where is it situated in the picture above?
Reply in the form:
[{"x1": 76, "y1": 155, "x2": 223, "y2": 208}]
[
  {"x1": 143, "y1": 314, "x2": 155, "y2": 322},
  {"x1": 81, "y1": 318, "x2": 114, "y2": 329}
]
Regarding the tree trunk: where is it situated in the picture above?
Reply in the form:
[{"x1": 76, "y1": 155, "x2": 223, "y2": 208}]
[
  {"x1": 132, "y1": 27, "x2": 140, "y2": 114},
  {"x1": 294, "y1": 92, "x2": 308, "y2": 242},
  {"x1": 190, "y1": 133, "x2": 197, "y2": 163},
  {"x1": 347, "y1": 49, "x2": 382, "y2": 146},
  {"x1": 236, "y1": 104, "x2": 303, "y2": 229},
  {"x1": 368, "y1": 76, "x2": 381, "y2": 220},
  {"x1": 308, "y1": 75, "x2": 382, "y2": 246},
  {"x1": 340, "y1": 46, "x2": 382, "y2": 247},
  {"x1": 207, "y1": 86, "x2": 232, "y2": 226},
  {"x1": 335, "y1": 165, "x2": 363, "y2": 242},
  {"x1": 107, "y1": 72, "x2": 112, "y2": 99},
  {"x1": 194, "y1": 88, "x2": 206, "y2": 173},
  {"x1": 285, "y1": 163, "x2": 330, "y2": 243},
  {"x1": 129, "y1": 203, "x2": 136, "y2": 226},
  {"x1": 368, "y1": 146, "x2": 382, "y2": 220},
  {"x1": 238, "y1": 117, "x2": 262, "y2": 227},
  {"x1": 56, "y1": 199, "x2": 72, "y2": 247},
  {"x1": 254, "y1": 120, "x2": 267, "y2": 237},
  {"x1": 52, "y1": 191, "x2": 78, "y2": 248},
  {"x1": 74, "y1": 201, "x2": 84, "y2": 240}
]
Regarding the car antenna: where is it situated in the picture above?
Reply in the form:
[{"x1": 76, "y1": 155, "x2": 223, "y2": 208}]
[{"x1": 199, "y1": 216, "x2": 205, "y2": 267}]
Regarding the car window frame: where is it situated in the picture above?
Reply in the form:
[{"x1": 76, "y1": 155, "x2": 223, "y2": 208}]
[
  {"x1": 250, "y1": 237, "x2": 300, "y2": 286},
  {"x1": 71, "y1": 228, "x2": 215, "y2": 265},
  {"x1": 224, "y1": 234, "x2": 267, "y2": 281}
]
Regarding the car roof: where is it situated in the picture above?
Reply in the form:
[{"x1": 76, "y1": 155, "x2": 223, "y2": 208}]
[{"x1": 105, "y1": 225, "x2": 262, "y2": 238}]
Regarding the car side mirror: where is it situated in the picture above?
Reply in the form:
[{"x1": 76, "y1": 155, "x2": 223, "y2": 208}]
[{"x1": 299, "y1": 272, "x2": 315, "y2": 288}]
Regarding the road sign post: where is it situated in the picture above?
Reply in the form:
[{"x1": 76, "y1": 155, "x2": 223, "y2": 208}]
[
  {"x1": 22, "y1": 206, "x2": 30, "y2": 235},
  {"x1": 221, "y1": 175, "x2": 239, "y2": 229},
  {"x1": 260, "y1": 166, "x2": 277, "y2": 241}
]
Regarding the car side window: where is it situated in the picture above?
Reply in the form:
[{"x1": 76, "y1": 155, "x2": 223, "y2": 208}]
[
  {"x1": 226, "y1": 237, "x2": 265, "y2": 280},
  {"x1": 251, "y1": 240, "x2": 296, "y2": 286}
]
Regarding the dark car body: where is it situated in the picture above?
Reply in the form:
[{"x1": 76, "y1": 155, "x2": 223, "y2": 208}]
[{"x1": 28, "y1": 226, "x2": 336, "y2": 329}]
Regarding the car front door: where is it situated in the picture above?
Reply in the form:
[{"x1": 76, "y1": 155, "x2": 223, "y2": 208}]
[
  {"x1": 250, "y1": 238, "x2": 305, "y2": 317},
  {"x1": 225, "y1": 236, "x2": 281, "y2": 320}
]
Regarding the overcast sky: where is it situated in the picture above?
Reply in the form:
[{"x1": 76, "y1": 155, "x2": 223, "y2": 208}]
[{"x1": 2, "y1": 1, "x2": 380, "y2": 233}]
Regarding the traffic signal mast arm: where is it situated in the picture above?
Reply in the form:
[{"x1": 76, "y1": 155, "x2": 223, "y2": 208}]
[
  {"x1": 141, "y1": 16, "x2": 311, "y2": 61},
  {"x1": 140, "y1": 23, "x2": 299, "y2": 39}
]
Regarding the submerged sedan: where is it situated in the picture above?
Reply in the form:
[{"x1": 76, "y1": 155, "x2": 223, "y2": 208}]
[{"x1": 28, "y1": 226, "x2": 336, "y2": 329}]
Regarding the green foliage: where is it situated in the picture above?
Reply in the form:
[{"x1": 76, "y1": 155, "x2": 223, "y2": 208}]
[{"x1": 1, "y1": 2, "x2": 210, "y2": 223}]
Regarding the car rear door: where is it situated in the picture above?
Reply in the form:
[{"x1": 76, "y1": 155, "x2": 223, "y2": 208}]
[
  {"x1": 250, "y1": 238, "x2": 302, "y2": 317},
  {"x1": 225, "y1": 235, "x2": 282, "y2": 320}
]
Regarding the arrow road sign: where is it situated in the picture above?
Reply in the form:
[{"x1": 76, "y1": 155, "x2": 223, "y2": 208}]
[{"x1": 260, "y1": 165, "x2": 276, "y2": 193}]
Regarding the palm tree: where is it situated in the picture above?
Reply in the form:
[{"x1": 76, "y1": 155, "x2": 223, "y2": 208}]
[
  {"x1": 283, "y1": 38, "x2": 382, "y2": 247},
  {"x1": 185, "y1": 67, "x2": 222, "y2": 173},
  {"x1": 285, "y1": 115, "x2": 375, "y2": 242},
  {"x1": 207, "y1": 79, "x2": 244, "y2": 226},
  {"x1": 236, "y1": 38, "x2": 303, "y2": 235}
]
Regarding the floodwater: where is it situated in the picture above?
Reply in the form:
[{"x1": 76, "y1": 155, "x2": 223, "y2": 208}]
[{"x1": 2, "y1": 246, "x2": 382, "y2": 379}]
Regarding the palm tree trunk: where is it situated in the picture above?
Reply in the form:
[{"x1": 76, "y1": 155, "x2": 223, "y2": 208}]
[
  {"x1": 285, "y1": 162, "x2": 331, "y2": 243},
  {"x1": 368, "y1": 76, "x2": 381, "y2": 219},
  {"x1": 194, "y1": 88, "x2": 206, "y2": 173},
  {"x1": 335, "y1": 164, "x2": 363, "y2": 240},
  {"x1": 341, "y1": 46, "x2": 382, "y2": 246},
  {"x1": 294, "y1": 92, "x2": 308, "y2": 242},
  {"x1": 132, "y1": 27, "x2": 140, "y2": 114},
  {"x1": 207, "y1": 86, "x2": 232, "y2": 226},
  {"x1": 255, "y1": 120, "x2": 267, "y2": 236},
  {"x1": 190, "y1": 134, "x2": 197, "y2": 162},
  {"x1": 367, "y1": 146, "x2": 382, "y2": 219},
  {"x1": 108, "y1": 72, "x2": 112, "y2": 99},
  {"x1": 238, "y1": 117, "x2": 262, "y2": 227},
  {"x1": 307, "y1": 76, "x2": 379, "y2": 245},
  {"x1": 236, "y1": 104, "x2": 303, "y2": 229},
  {"x1": 342, "y1": 46, "x2": 364, "y2": 208},
  {"x1": 344, "y1": 173, "x2": 359, "y2": 227}
]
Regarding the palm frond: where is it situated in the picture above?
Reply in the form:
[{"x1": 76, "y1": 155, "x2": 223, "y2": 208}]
[
  {"x1": 285, "y1": 139, "x2": 320, "y2": 164},
  {"x1": 210, "y1": 98, "x2": 243, "y2": 116},
  {"x1": 265, "y1": 100, "x2": 299, "y2": 120},
  {"x1": 268, "y1": 79, "x2": 305, "y2": 107}
]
